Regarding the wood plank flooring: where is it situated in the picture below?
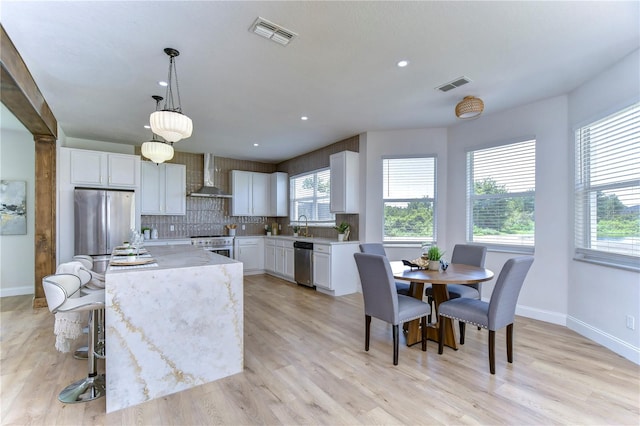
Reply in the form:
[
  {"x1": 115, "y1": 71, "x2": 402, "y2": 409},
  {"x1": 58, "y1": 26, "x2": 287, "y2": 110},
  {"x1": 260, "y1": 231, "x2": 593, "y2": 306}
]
[{"x1": 1, "y1": 273, "x2": 639, "y2": 425}]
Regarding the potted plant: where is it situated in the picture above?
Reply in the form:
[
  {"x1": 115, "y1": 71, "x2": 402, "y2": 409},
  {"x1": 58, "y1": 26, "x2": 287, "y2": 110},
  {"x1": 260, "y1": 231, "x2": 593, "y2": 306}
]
[
  {"x1": 265, "y1": 224, "x2": 272, "y2": 236},
  {"x1": 424, "y1": 245, "x2": 445, "y2": 270},
  {"x1": 292, "y1": 225, "x2": 300, "y2": 237},
  {"x1": 334, "y1": 222, "x2": 350, "y2": 241},
  {"x1": 141, "y1": 227, "x2": 151, "y2": 240}
]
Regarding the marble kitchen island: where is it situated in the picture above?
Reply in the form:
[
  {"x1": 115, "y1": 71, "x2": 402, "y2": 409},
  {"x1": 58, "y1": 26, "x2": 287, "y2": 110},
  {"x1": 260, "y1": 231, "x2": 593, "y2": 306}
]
[{"x1": 104, "y1": 244, "x2": 243, "y2": 413}]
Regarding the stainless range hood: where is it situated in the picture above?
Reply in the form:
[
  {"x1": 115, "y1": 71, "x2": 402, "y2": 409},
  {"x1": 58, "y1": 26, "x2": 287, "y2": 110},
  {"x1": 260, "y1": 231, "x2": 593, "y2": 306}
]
[{"x1": 189, "y1": 153, "x2": 232, "y2": 198}]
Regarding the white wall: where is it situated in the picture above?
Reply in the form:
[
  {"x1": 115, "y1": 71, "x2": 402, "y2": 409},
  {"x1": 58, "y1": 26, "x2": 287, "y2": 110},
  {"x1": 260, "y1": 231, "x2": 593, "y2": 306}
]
[
  {"x1": 63, "y1": 137, "x2": 135, "y2": 154},
  {"x1": 0, "y1": 105, "x2": 35, "y2": 296},
  {"x1": 447, "y1": 96, "x2": 571, "y2": 325},
  {"x1": 566, "y1": 49, "x2": 640, "y2": 363},
  {"x1": 360, "y1": 128, "x2": 448, "y2": 260}
]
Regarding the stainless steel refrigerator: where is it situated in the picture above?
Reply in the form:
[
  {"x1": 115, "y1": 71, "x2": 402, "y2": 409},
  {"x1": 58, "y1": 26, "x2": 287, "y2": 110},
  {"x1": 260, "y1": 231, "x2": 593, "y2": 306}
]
[{"x1": 74, "y1": 188, "x2": 134, "y2": 270}]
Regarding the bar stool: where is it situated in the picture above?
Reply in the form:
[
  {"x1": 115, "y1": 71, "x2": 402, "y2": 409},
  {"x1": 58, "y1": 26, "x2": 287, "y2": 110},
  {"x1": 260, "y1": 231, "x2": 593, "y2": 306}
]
[{"x1": 42, "y1": 273, "x2": 106, "y2": 403}]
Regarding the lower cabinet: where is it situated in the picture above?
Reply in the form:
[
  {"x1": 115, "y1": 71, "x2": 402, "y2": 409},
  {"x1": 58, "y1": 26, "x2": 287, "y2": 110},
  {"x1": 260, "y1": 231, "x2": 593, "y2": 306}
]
[
  {"x1": 265, "y1": 238, "x2": 294, "y2": 282},
  {"x1": 235, "y1": 238, "x2": 264, "y2": 274},
  {"x1": 313, "y1": 243, "x2": 360, "y2": 296}
]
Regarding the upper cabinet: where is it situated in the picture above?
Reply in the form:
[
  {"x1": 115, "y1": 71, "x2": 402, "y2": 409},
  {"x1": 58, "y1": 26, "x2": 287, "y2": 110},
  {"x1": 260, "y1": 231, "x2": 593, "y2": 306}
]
[
  {"x1": 141, "y1": 162, "x2": 186, "y2": 215},
  {"x1": 270, "y1": 172, "x2": 288, "y2": 217},
  {"x1": 330, "y1": 150, "x2": 359, "y2": 213},
  {"x1": 231, "y1": 170, "x2": 288, "y2": 217},
  {"x1": 70, "y1": 149, "x2": 139, "y2": 188}
]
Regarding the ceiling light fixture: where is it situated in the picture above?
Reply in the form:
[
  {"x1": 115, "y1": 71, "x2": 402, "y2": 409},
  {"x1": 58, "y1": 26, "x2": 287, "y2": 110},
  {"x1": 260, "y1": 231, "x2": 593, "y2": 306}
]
[
  {"x1": 150, "y1": 48, "x2": 193, "y2": 143},
  {"x1": 301, "y1": 116, "x2": 308, "y2": 121},
  {"x1": 142, "y1": 95, "x2": 175, "y2": 164},
  {"x1": 397, "y1": 60, "x2": 409, "y2": 67},
  {"x1": 455, "y1": 96, "x2": 484, "y2": 119}
]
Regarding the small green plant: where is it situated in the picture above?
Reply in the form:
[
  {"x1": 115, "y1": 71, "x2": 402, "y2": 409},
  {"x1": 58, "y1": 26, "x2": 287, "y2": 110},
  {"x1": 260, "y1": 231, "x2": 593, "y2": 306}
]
[
  {"x1": 334, "y1": 222, "x2": 350, "y2": 234},
  {"x1": 292, "y1": 225, "x2": 300, "y2": 233},
  {"x1": 265, "y1": 224, "x2": 272, "y2": 233},
  {"x1": 426, "y1": 245, "x2": 445, "y2": 261}
]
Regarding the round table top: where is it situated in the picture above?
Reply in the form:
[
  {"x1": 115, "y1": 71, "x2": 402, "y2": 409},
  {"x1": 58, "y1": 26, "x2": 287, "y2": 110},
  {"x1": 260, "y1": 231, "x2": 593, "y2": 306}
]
[{"x1": 391, "y1": 261, "x2": 494, "y2": 284}]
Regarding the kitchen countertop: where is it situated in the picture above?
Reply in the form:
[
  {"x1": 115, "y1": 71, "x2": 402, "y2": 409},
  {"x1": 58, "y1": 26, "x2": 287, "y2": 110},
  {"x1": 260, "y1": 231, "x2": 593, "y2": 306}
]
[{"x1": 235, "y1": 235, "x2": 359, "y2": 245}]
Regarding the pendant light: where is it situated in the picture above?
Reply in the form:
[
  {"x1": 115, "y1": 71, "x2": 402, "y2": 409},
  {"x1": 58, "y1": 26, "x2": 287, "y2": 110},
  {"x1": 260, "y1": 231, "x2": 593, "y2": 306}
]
[
  {"x1": 455, "y1": 96, "x2": 484, "y2": 119},
  {"x1": 150, "y1": 48, "x2": 193, "y2": 142},
  {"x1": 142, "y1": 95, "x2": 175, "y2": 164}
]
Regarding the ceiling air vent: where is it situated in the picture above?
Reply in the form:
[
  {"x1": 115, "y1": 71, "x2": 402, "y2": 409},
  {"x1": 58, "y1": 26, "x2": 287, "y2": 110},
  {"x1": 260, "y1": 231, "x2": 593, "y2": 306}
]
[
  {"x1": 436, "y1": 76, "x2": 472, "y2": 92},
  {"x1": 250, "y1": 17, "x2": 297, "y2": 46}
]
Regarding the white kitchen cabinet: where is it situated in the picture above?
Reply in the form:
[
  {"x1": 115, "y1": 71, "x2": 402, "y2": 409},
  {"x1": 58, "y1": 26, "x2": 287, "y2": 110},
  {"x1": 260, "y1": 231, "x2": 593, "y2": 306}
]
[
  {"x1": 264, "y1": 238, "x2": 294, "y2": 282},
  {"x1": 230, "y1": 170, "x2": 271, "y2": 216},
  {"x1": 270, "y1": 172, "x2": 288, "y2": 217},
  {"x1": 313, "y1": 242, "x2": 360, "y2": 296},
  {"x1": 235, "y1": 237, "x2": 264, "y2": 274},
  {"x1": 141, "y1": 162, "x2": 186, "y2": 215},
  {"x1": 313, "y1": 244, "x2": 332, "y2": 290},
  {"x1": 275, "y1": 240, "x2": 294, "y2": 281},
  {"x1": 264, "y1": 239, "x2": 276, "y2": 273},
  {"x1": 330, "y1": 150, "x2": 359, "y2": 213},
  {"x1": 69, "y1": 149, "x2": 139, "y2": 188}
]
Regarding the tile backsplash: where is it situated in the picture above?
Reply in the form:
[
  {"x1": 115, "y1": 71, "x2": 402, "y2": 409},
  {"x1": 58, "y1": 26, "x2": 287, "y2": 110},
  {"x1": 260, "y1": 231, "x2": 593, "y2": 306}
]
[{"x1": 138, "y1": 135, "x2": 360, "y2": 240}]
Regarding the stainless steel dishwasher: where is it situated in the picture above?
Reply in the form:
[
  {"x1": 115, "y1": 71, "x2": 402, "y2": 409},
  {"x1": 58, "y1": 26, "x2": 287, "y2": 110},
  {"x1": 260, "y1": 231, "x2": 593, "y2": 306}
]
[{"x1": 294, "y1": 241, "x2": 314, "y2": 288}]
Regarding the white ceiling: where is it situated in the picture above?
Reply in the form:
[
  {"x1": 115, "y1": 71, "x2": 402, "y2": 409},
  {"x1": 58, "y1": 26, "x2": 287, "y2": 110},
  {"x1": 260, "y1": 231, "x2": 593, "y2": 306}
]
[{"x1": 1, "y1": 1, "x2": 638, "y2": 163}]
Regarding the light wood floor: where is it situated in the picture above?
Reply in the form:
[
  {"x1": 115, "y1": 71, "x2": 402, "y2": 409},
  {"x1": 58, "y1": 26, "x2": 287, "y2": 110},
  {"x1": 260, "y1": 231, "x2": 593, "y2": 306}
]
[{"x1": 1, "y1": 273, "x2": 639, "y2": 425}]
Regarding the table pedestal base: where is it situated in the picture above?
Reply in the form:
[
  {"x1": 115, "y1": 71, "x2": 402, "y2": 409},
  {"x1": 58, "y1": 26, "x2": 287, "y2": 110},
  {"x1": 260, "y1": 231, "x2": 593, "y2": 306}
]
[{"x1": 404, "y1": 282, "x2": 458, "y2": 350}]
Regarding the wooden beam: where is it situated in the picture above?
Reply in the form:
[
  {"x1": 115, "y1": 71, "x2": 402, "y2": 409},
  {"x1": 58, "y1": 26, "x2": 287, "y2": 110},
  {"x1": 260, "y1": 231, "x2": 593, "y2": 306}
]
[
  {"x1": 0, "y1": 24, "x2": 57, "y2": 137},
  {"x1": 1, "y1": 24, "x2": 58, "y2": 308}
]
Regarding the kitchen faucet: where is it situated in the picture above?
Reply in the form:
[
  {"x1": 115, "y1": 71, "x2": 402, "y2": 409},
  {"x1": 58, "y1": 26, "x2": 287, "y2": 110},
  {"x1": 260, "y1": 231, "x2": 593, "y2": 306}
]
[{"x1": 298, "y1": 215, "x2": 308, "y2": 237}]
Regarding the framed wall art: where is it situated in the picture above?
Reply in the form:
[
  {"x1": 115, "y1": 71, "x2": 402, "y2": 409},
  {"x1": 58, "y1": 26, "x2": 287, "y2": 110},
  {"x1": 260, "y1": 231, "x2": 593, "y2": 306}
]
[{"x1": 0, "y1": 180, "x2": 27, "y2": 235}]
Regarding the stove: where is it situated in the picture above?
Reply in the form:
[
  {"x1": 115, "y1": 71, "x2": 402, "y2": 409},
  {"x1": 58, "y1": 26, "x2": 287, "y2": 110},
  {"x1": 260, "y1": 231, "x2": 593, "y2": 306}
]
[{"x1": 191, "y1": 235, "x2": 234, "y2": 258}]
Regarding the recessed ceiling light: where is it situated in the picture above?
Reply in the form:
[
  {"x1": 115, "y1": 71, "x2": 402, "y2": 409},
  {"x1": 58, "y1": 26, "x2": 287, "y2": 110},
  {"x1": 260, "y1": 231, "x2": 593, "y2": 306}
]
[
  {"x1": 144, "y1": 125, "x2": 151, "y2": 129},
  {"x1": 158, "y1": 81, "x2": 168, "y2": 87},
  {"x1": 253, "y1": 143, "x2": 259, "y2": 147},
  {"x1": 397, "y1": 60, "x2": 409, "y2": 68},
  {"x1": 301, "y1": 116, "x2": 308, "y2": 121}
]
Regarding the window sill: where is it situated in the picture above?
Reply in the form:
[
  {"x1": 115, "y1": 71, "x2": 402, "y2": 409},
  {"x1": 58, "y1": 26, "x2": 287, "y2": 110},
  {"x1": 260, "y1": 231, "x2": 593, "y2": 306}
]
[{"x1": 573, "y1": 256, "x2": 640, "y2": 273}]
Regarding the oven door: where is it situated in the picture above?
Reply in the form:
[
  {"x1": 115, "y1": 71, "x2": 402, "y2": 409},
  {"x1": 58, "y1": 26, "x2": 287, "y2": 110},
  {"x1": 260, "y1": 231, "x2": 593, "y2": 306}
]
[{"x1": 206, "y1": 247, "x2": 233, "y2": 258}]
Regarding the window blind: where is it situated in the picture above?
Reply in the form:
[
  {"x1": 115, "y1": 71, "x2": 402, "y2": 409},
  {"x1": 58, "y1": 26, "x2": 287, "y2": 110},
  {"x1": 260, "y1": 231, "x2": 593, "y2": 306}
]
[
  {"x1": 289, "y1": 168, "x2": 335, "y2": 225},
  {"x1": 575, "y1": 102, "x2": 640, "y2": 267},
  {"x1": 467, "y1": 140, "x2": 536, "y2": 248},
  {"x1": 382, "y1": 156, "x2": 436, "y2": 243}
]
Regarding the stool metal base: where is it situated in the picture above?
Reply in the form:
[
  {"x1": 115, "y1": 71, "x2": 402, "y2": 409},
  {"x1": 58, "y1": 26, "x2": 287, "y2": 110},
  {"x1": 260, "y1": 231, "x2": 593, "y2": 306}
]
[{"x1": 58, "y1": 374, "x2": 105, "y2": 403}]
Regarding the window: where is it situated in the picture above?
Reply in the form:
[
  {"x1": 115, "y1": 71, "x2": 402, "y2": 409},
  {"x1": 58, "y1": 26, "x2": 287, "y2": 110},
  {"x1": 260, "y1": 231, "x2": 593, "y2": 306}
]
[
  {"x1": 289, "y1": 168, "x2": 335, "y2": 226},
  {"x1": 467, "y1": 139, "x2": 536, "y2": 250},
  {"x1": 575, "y1": 102, "x2": 640, "y2": 268},
  {"x1": 383, "y1": 156, "x2": 436, "y2": 243}
]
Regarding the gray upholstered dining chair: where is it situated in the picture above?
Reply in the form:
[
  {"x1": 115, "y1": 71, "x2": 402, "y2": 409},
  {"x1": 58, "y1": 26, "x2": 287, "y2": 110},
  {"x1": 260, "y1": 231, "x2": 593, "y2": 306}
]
[
  {"x1": 437, "y1": 256, "x2": 534, "y2": 374},
  {"x1": 359, "y1": 243, "x2": 412, "y2": 296},
  {"x1": 426, "y1": 244, "x2": 486, "y2": 332},
  {"x1": 353, "y1": 252, "x2": 430, "y2": 365}
]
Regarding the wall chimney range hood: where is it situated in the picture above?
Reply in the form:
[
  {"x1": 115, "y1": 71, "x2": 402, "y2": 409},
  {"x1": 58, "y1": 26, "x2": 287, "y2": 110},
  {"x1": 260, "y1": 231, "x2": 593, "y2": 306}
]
[{"x1": 189, "y1": 153, "x2": 232, "y2": 198}]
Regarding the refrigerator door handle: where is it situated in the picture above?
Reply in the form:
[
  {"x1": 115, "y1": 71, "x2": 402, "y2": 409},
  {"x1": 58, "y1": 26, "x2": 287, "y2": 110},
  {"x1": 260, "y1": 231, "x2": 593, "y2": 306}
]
[{"x1": 105, "y1": 193, "x2": 111, "y2": 253}]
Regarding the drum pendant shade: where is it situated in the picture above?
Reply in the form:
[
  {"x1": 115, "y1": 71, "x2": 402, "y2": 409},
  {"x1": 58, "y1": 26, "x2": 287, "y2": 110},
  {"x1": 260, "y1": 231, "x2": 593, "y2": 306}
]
[
  {"x1": 141, "y1": 140, "x2": 174, "y2": 164},
  {"x1": 150, "y1": 110, "x2": 193, "y2": 143},
  {"x1": 455, "y1": 96, "x2": 484, "y2": 119}
]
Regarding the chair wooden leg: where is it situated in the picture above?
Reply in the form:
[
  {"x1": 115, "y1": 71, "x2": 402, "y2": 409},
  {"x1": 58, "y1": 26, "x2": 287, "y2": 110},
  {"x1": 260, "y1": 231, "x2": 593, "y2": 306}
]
[
  {"x1": 489, "y1": 330, "x2": 496, "y2": 374},
  {"x1": 365, "y1": 315, "x2": 371, "y2": 351},
  {"x1": 427, "y1": 295, "x2": 433, "y2": 323},
  {"x1": 438, "y1": 318, "x2": 445, "y2": 354},
  {"x1": 393, "y1": 325, "x2": 399, "y2": 365},
  {"x1": 506, "y1": 323, "x2": 513, "y2": 363},
  {"x1": 459, "y1": 321, "x2": 466, "y2": 345},
  {"x1": 421, "y1": 316, "x2": 427, "y2": 352}
]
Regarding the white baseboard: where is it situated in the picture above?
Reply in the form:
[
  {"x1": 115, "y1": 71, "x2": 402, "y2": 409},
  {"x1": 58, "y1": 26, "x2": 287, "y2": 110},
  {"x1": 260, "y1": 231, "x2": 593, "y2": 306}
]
[
  {"x1": 515, "y1": 304, "x2": 567, "y2": 326},
  {"x1": 0, "y1": 286, "x2": 33, "y2": 298},
  {"x1": 567, "y1": 316, "x2": 640, "y2": 365}
]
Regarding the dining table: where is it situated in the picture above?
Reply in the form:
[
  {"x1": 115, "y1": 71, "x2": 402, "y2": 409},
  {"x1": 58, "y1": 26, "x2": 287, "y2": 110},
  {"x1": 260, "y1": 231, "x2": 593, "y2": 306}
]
[{"x1": 391, "y1": 261, "x2": 494, "y2": 350}]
